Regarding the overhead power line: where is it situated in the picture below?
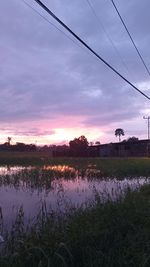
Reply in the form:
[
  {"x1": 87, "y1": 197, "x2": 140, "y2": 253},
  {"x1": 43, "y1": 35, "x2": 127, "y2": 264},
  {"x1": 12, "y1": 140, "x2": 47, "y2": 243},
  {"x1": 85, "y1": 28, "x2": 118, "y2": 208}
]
[
  {"x1": 22, "y1": 0, "x2": 86, "y2": 52},
  {"x1": 110, "y1": 0, "x2": 150, "y2": 77},
  {"x1": 85, "y1": 0, "x2": 130, "y2": 76},
  {"x1": 33, "y1": 0, "x2": 150, "y2": 100}
]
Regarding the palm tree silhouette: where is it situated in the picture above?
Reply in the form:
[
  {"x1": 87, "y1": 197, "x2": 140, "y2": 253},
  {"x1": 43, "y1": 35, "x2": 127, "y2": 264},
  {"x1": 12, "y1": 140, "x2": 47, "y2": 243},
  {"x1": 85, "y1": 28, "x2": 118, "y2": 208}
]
[
  {"x1": 7, "y1": 137, "x2": 12, "y2": 145},
  {"x1": 115, "y1": 128, "x2": 124, "y2": 142}
]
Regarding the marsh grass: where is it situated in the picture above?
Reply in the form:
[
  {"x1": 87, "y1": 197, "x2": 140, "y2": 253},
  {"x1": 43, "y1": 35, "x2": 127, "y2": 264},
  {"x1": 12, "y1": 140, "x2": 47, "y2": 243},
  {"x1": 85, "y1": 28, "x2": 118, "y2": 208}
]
[
  {"x1": 0, "y1": 167, "x2": 77, "y2": 190},
  {"x1": 1, "y1": 158, "x2": 150, "y2": 190},
  {"x1": 1, "y1": 185, "x2": 150, "y2": 266},
  {"x1": 1, "y1": 157, "x2": 150, "y2": 266},
  {"x1": 0, "y1": 154, "x2": 150, "y2": 178}
]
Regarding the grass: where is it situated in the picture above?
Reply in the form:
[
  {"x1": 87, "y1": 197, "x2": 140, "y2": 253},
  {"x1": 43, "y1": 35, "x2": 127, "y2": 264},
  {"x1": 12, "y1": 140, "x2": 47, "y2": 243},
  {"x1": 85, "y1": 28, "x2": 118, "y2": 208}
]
[
  {"x1": 0, "y1": 152, "x2": 52, "y2": 165},
  {"x1": 0, "y1": 163, "x2": 148, "y2": 191},
  {"x1": 1, "y1": 184, "x2": 150, "y2": 266},
  {"x1": 0, "y1": 152, "x2": 150, "y2": 177},
  {"x1": 0, "y1": 155, "x2": 150, "y2": 266}
]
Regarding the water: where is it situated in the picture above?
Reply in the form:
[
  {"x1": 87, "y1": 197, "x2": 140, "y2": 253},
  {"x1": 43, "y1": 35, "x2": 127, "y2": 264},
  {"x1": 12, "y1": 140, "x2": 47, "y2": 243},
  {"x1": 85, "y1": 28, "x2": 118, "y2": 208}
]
[{"x1": 0, "y1": 165, "x2": 149, "y2": 229}]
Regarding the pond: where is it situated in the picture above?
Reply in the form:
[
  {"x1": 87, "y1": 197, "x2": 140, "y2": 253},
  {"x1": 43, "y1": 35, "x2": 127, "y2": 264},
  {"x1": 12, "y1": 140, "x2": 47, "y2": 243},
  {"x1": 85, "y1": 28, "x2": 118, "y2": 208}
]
[{"x1": 0, "y1": 165, "x2": 149, "y2": 230}]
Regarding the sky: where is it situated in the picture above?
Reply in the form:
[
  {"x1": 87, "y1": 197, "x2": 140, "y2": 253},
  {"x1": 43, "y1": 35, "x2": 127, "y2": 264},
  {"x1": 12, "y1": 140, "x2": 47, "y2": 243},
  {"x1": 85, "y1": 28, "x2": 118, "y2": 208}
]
[{"x1": 0, "y1": 0, "x2": 150, "y2": 145}]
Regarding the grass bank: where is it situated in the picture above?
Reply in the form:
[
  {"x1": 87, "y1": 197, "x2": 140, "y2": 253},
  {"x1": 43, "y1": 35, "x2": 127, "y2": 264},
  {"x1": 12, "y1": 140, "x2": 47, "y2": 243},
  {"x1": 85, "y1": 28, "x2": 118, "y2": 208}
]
[{"x1": 1, "y1": 184, "x2": 150, "y2": 267}]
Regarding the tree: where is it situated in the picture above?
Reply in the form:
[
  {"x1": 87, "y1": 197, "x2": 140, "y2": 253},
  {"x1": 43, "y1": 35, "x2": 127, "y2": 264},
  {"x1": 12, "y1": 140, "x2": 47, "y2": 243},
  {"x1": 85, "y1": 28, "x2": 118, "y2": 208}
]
[
  {"x1": 4, "y1": 136, "x2": 12, "y2": 147},
  {"x1": 69, "y1": 135, "x2": 89, "y2": 156},
  {"x1": 127, "y1": 136, "x2": 139, "y2": 142},
  {"x1": 115, "y1": 128, "x2": 125, "y2": 142},
  {"x1": 15, "y1": 142, "x2": 37, "y2": 152},
  {"x1": 95, "y1": 141, "x2": 100, "y2": 145},
  {"x1": 7, "y1": 137, "x2": 11, "y2": 145}
]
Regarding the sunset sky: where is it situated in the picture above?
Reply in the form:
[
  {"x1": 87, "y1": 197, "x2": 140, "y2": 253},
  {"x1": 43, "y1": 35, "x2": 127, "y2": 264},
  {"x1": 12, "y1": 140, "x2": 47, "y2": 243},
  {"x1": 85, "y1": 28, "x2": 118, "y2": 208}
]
[{"x1": 1, "y1": 0, "x2": 150, "y2": 145}]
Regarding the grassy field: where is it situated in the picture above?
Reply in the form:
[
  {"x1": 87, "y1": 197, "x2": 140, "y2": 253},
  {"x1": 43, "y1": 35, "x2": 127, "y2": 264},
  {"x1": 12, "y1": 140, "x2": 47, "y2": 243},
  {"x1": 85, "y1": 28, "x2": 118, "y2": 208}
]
[
  {"x1": 0, "y1": 151, "x2": 52, "y2": 165},
  {"x1": 1, "y1": 184, "x2": 150, "y2": 267},
  {"x1": 0, "y1": 152, "x2": 150, "y2": 177}
]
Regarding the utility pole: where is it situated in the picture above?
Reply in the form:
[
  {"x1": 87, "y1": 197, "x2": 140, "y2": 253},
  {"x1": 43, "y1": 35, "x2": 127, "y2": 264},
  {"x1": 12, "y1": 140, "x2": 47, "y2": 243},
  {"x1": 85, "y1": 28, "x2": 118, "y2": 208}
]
[{"x1": 143, "y1": 116, "x2": 150, "y2": 139}]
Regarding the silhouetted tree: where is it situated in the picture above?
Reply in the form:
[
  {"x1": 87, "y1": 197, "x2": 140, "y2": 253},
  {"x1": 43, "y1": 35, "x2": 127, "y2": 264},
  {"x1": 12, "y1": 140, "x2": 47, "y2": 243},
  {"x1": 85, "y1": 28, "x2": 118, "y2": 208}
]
[
  {"x1": 127, "y1": 136, "x2": 139, "y2": 142},
  {"x1": 121, "y1": 136, "x2": 139, "y2": 143},
  {"x1": 69, "y1": 135, "x2": 89, "y2": 156},
  {"x1": 89, "y1": 142, "x2": 94, "y2": 146},
  {"x1": 7, "y1": 137, "x2": 11, "y2": 145},
  {"x1": 95, "y1": 141, "x2": 100, "y2": 145},
  {"x1": 15, "y1": 142, "x2": 36, "y2": 151},
  {"x1": 115, "y1": 128, "x2": 125, "y2": 142}
]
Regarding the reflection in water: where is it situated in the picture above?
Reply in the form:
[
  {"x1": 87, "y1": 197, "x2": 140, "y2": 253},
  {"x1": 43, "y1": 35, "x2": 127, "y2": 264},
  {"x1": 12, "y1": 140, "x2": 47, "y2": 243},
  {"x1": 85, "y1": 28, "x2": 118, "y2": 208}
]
[
  {"x1": 44, "y1": 165, "x2": 76, "y2": 172},
  {"x1": 0, "y1": 166, "x2": 32, "y2": 175},
  {"x1": 0, "y1": 165, "x2": 149, "y2": 229}
]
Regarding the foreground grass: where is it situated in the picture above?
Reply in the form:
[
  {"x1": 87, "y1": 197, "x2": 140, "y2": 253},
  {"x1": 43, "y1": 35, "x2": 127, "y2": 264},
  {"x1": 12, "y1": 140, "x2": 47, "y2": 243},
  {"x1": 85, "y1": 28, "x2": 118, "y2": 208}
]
[{"x1": 1, "y1": 185, "x2": 150, "y2": 267}]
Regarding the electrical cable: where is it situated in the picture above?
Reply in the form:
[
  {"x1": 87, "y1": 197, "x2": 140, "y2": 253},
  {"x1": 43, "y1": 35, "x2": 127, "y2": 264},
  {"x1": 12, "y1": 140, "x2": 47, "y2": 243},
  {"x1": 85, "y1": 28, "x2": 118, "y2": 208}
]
[
  {"x1": 22, "y1": 0, "x2": 87, "y2": 53},
  {"x1": 86, "y1": 0, "x2": 131, "y2": 76},
  {"x1": 110, "y1": 0, "x2": 150, "y2": 77},
  {"x1": 31, "y1": 0, "x2": 150, "y2": 100}
]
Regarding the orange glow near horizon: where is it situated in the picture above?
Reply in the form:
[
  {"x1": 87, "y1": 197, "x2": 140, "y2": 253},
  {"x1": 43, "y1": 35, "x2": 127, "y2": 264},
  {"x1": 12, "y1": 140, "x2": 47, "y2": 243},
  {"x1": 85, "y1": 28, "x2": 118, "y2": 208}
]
[
  {"x1": 0, "y1": 127, "x2": 104, "y2": 145},
  {"x1": 51, "y1": 128, "x2": 104, "y2": 143}
]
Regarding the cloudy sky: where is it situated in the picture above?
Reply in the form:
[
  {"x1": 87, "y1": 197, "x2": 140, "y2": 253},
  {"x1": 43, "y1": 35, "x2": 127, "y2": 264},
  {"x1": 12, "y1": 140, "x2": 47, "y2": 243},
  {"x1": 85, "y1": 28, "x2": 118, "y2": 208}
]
[{"x1": 0, "y1": 0, "x2": 150, "y2": 145}]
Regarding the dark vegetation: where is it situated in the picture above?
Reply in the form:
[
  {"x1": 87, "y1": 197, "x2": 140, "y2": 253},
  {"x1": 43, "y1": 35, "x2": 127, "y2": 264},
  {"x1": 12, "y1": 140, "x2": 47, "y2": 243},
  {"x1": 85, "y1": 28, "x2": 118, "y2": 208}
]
[
  {"x1": 0, "y1": 138, "x2": 149, "y2": 266},
  {"x1": 69, "y1": 135, "x2": 89, "y2": 156},
  {"x1": 123, "y1": 136, "x2": 139, "y2": 142},
  {"x1": 1, "y1": 184, "x2": 150, "y2": 266},
  {"x1": 115, "y1": 128, "x2": 125, "y2": 142},
  {"x1": 0, "y1": 142, "x2": 36, "y2": 152},
  {"x1": 0, "y1": 154, "x2": 150, "y2": 177},
  {"x1": 0, "y1": 135, "x2": 142, "y2": 158}
]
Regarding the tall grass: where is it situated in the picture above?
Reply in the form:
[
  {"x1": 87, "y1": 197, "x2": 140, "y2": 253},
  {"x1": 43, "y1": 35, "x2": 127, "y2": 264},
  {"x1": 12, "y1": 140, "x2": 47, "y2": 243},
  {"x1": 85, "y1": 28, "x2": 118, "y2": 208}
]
[
  {"x1": 0, "y1": 156, "x2": 150, "y2": 266},
  {"x1": 1, "y1": 185, "x2": 150, "y2": 266}
]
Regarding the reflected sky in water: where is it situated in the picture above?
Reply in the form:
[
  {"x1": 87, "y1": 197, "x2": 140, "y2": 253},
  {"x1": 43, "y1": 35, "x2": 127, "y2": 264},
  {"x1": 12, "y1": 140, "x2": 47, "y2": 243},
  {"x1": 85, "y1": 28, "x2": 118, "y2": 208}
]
[{"x1": 0, "y1": 165, "x2": 149, "y2": 229}]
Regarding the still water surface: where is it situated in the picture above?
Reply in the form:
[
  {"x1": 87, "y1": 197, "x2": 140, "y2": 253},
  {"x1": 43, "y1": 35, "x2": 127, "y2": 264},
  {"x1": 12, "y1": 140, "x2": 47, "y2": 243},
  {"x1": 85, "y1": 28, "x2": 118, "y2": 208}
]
[{"x1": 0, "y1": 165, "x2": 149, "y2": 228}]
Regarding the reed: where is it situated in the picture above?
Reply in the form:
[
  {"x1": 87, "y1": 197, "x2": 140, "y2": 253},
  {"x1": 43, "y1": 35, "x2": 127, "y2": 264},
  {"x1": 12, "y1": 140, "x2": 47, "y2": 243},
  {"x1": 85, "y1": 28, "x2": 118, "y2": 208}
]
[
  {"x1": 1, "y1": 184, "x2": 150, "y2": 266},
  {"x1": 0, "y1": 154, "x2": 150, "y2": 177}
]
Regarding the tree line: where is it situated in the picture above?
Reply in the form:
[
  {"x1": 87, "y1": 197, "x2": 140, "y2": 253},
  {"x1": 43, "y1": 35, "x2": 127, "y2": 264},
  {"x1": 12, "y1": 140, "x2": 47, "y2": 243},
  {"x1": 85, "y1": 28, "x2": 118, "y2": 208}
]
[
  {"x1": 0, "y1": 137, "x2": 36, "y2": 152},
  {"x1": 0, "y1": 128, "x2": 139, "y2": 155}
]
